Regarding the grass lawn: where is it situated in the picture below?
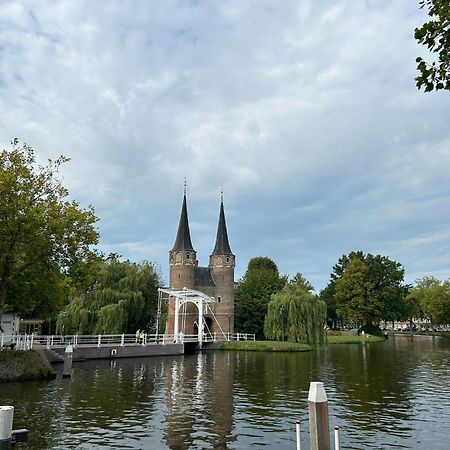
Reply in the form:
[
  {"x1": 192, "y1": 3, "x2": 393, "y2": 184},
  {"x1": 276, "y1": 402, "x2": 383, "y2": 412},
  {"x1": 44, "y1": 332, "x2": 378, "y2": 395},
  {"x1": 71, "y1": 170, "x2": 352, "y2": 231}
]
[
  {"x1": 222, "y1": 340, "x2": 312, "y2": 352},
  {"x1": 221, "y1": 334, "x2": 385, "y2": 352},
  {"x1": 326, "y1": 334, "x2": 385, "y2": 344}
]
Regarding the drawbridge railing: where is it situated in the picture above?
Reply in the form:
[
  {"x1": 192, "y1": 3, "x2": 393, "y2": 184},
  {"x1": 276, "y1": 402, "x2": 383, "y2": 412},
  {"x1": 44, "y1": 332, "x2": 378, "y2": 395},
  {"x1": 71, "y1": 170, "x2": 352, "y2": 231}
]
[{"x1": 0, "y1": 332, "x2": 256, "y2": 350}]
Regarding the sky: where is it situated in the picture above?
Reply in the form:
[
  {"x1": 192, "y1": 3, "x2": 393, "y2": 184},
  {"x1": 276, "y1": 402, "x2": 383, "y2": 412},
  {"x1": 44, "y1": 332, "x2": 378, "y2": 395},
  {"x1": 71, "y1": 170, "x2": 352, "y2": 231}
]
[{"x1": 1, "y1": 0, "x2": 449, "y2": 290}]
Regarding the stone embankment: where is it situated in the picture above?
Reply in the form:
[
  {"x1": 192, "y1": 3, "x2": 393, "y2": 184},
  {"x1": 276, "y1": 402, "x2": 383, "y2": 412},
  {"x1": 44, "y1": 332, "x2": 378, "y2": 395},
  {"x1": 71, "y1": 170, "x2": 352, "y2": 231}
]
[{"x1": 0, "y1": 350, "x2": 55, "y2": 383}]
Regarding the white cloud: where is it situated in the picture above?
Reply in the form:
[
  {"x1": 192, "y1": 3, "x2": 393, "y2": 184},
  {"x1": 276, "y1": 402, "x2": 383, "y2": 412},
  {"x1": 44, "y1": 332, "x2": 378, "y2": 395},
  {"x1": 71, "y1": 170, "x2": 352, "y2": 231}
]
[{"x1": 1, "y1": 0, "x2": 449, "y2": 288}]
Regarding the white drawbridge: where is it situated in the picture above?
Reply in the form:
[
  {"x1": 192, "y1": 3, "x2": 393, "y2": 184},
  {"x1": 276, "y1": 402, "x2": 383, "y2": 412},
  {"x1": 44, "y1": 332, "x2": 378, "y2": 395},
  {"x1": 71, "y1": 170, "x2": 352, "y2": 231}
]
[{"x1": 157, "y1": 287, "x2": 228, "y2": 348}]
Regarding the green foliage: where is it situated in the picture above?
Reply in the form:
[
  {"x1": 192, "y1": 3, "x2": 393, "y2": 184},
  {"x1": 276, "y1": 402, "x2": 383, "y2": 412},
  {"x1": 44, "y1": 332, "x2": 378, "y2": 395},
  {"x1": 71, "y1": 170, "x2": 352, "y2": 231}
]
[
  {"x1": 234, "y1": 257, "x2": 286, "y2": 338},
  {"x1": 335, "y1": 259, "x2": 381, "y2": 324},
  {"x1": 57, "y1": 257, "x2": 160, "y2": 334},
  {"x1": 415, "y1": 0, "x2": 450, "y2": 92},
  {"x1": 247, "y1": 256, "x2": 279, "y2": 272},
  {"x1": 290, "y1": 272, "x2": 314, "y2": 292},
  {"x1": 320, "y1": 283, "x2": 338, "y2": 326},
  {"x1": 264, "y1": 282, "x2": 326, "y2": 345},
  {"x1": 222, "y1": 340, "x2": 312, "y2": 352},
  {"x1": 408, "y1": 276, "x2": 450, "y2": 325},
  {"x1": 0, "y1": 139, "x2": 99, "y2": 320},
  {"x1": 324, "y1": 251, "x2": 407, "y2": 326}
]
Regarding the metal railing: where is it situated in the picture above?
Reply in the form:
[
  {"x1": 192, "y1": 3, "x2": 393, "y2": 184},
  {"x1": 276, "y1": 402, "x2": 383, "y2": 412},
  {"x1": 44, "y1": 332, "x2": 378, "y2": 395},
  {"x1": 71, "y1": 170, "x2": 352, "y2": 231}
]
[{"x1": 0, "y1": 331, "x2": 256, "y2": 350}]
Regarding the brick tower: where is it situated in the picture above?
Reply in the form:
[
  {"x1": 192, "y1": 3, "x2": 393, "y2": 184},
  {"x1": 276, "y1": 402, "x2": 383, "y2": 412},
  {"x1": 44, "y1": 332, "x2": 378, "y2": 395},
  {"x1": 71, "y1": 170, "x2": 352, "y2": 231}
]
[
  {"x1": 166, "y1": 189, "x2": 235, "y2": 337},
  {"x1": 209, "y1": 195, "x2": 235, "y2": 335},
  {"x1": 166, "y1": 191, "x2": 197, "y2": 335}
]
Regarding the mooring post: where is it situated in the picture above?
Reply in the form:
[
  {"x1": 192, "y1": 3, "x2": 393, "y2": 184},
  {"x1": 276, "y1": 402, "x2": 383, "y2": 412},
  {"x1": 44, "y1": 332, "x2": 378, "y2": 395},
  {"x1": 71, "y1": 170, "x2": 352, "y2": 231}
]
[
  {"x1": 296, "y1": 420, "x2": 301, "y2": 450},
  {"x1": 334, "y1": 425, "x2": 340, "y2": 450},
  {"x1": 0, "y1": 405, "x2": 14, "y2": 450},
  {"x1": 308, "y1": 382, "x2": 330, "y2": 450},
  {"x1": 63, "y1": 344, "x2": 73, "y2": 378}
]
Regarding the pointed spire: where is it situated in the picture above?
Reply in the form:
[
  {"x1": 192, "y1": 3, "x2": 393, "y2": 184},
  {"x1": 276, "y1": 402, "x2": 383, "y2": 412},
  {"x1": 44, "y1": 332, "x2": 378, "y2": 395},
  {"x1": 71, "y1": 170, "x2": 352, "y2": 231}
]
[
  {"x1": 172, "y1": 189, "x2": 195, "y2": 251},
  {"x1": 211, "y1": 193, "x2": 232, "y2": 256}
]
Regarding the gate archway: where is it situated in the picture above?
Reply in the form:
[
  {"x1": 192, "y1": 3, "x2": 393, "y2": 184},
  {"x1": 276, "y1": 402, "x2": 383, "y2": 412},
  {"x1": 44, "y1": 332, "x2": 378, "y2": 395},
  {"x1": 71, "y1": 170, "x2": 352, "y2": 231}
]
[{"x1": 158, "y1": 287, "x2": 227, "y2": 348}]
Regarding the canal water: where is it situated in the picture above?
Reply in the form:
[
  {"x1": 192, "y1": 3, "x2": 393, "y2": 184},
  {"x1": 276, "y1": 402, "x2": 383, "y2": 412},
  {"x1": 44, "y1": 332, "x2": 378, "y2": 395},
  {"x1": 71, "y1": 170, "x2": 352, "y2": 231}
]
[{"x1": 1, "y1": 335, "x2": 450, "y2": 449}]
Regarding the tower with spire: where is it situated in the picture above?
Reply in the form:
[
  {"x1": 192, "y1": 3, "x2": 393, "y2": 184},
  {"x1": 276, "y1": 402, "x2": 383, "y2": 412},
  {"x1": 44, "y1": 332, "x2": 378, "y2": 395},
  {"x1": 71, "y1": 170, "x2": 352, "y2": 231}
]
[
  {"x1": 208, "y1": 191, "x2": 235, "y2": 334},
  {"x1": 166, "y1": 186, "x2": 235, "y2": 336}
]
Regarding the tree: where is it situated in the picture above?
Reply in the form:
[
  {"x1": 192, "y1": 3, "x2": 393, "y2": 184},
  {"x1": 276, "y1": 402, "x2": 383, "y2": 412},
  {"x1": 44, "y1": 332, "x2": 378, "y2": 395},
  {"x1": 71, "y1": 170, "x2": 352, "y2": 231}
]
[
  {"x1": 320, "y1": 251, "x2": 365, "y2": 326},
  {"x1": 247, "y1": 256, "x2": 279, "y2": 272},
  {"x1": 0, "y1": 139, "x2": 99, "y2": 320},
  {"x1": 323, "y1": 251, "x2": 407, "y2": 328},
  {"x1": 415, "y1": 0, "x2": 450, "y2": 92},
  {"x1": 320, "y1": 283, "x2": 338, "y2": 328},
  {"x1": 408, "y1": 276, "x2": 450, "y2": 325},
  {"x1": 57, "y1": 257, "x2": 161, "y2": 334},
  {"x1": 234, "y1": 257, "x2": 286, "y2": 338},
  {"x1": 290, "y1": 272, "x2": 314, "y2": 292},
  {"x1": 335, "y1": 259, "x2": 382, "y2": 325},
  {"x1": 264, "y1": 280, "x2": 326, "y2": 345},
  {"x1": 365, "y1": 254, "x2": 406, "y2": 323}
]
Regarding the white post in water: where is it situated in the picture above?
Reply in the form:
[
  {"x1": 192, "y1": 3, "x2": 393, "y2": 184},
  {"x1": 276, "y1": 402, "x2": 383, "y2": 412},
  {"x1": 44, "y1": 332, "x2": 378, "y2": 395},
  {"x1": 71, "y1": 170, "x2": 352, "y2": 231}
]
[
  {"x1": 63, "y1": 344, "x2": 73, "y2": 378},
  {"x1": 308, "y1": 382, "x2": 330, "y2": 450},
  {"x1": 296, "y1": 420, "x2": 302, "y2": 450},
  {"x1": 334, "y1": 426, "x2": 340, "y2": 450},
  {"x1": 0, "y1": 405, "x2": 14, "y2": 449}
]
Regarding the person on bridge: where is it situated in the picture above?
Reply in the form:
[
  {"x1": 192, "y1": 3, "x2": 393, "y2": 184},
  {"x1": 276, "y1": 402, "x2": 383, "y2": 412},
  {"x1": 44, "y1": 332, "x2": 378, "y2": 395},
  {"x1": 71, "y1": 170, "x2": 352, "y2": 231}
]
[{"x1": 135, "y1": 329, "x2": 140, "y2": 344}]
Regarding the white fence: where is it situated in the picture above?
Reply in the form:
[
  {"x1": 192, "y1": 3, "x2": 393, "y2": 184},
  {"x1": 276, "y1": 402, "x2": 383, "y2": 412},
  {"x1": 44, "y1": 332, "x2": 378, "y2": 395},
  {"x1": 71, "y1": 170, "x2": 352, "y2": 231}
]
[{"x1": 0, "y1": 332, "x2": 256, "y2": 350}]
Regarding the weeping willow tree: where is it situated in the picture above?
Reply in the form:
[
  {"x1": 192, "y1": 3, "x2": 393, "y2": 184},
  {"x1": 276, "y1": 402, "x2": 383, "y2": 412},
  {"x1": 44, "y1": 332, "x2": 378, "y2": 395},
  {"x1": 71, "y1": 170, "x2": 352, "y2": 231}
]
[
  {"x1": 264, "y1": 282, "x2": 326, "y2": 345},
  {"x1": 56, "y1": 257, "x2": 160, "y2": 334}
]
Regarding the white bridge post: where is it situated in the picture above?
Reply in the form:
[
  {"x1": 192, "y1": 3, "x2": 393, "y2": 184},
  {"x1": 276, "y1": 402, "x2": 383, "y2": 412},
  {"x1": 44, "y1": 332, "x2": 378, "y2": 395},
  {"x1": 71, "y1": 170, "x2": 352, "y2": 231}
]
[
  {"x1": 63, "y1": 344, "x2": 73, "y2": 378},
  {"x1": 198, "y1": 299, "x2": 203, "y2": 349},
  {"x1": 174, "y1": 297, "x2": 180, "y2": 343}
]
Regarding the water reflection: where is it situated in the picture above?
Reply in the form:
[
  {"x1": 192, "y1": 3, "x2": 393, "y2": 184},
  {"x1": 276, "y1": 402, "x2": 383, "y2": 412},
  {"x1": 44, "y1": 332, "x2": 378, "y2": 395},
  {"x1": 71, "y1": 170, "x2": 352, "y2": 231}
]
[
  {"x1": 1, "y1": 336, "x2": 450, "y2": 449},
  {"x1": 164, "y1": 352, "x2": 235, "y2": 450}
]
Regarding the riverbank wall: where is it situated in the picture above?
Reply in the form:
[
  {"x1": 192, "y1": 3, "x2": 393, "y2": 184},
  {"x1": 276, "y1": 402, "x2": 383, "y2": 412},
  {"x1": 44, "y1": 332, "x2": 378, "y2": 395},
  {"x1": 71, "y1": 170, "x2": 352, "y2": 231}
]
[
  {"x1": 50, "y1": 343, "x2": 184, "y2": 361},
  {"x1": 0, "y1": 349, "x2": 55, "y2": 383}
]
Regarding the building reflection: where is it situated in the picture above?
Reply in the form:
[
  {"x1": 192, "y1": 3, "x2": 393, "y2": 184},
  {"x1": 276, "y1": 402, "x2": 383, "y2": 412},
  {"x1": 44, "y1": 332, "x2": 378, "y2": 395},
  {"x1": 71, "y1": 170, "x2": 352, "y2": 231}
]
[{"x1": 163, "y1": 351, "x2": 235, "y2": 450}]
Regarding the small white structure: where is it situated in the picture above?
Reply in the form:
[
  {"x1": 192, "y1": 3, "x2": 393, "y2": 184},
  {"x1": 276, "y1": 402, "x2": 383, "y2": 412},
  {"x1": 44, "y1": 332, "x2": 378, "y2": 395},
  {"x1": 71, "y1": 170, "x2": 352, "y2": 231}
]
[
  {"x1": 158, "y1": 287, "x2": 226, "y2": 348},
  {"x1": 1, "y1": 314, "x2": 20, "y2": 343}
]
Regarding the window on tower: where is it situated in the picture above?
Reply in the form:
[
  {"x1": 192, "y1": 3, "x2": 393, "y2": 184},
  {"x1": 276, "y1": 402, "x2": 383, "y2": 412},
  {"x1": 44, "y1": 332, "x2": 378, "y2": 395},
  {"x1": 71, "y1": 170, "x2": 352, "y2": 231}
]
[{"x1": 217, "y1": 296, "x2": 221, "y2": 303}]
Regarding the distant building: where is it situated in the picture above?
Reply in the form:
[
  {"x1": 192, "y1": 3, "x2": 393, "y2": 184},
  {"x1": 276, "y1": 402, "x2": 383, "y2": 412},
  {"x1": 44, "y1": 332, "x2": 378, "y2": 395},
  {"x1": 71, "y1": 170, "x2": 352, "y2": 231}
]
[{"x1": 166, "y1": 190, "x2": 235, "y2": 337}]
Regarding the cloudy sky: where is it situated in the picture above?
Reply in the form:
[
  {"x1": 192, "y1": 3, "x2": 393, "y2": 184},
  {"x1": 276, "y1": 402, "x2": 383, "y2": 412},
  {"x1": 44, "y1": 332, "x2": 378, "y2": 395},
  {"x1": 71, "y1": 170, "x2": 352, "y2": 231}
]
[{"x1": 1, "y1": 0, "x2": 449, "y2": 289}]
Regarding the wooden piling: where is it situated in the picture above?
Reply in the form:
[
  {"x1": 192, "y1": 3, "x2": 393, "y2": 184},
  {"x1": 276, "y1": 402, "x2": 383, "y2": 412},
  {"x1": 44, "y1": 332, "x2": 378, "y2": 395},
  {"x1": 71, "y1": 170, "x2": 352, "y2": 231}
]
[
  {"x1": 63, "y1": 344, "x2": 73, "y2": 378},
  {"x1": 308, "y1": 381, "x2": 330, "y2": 450}
]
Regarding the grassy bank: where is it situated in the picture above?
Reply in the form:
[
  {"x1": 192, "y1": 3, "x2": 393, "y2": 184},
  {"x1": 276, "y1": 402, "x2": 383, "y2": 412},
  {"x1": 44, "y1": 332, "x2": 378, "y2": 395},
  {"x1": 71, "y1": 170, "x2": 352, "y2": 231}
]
[
  {"x1": 0, "y1": 350, "x2": 55, "y2": 383},
  {"x1": 222, "y1": 340, "x2": 312, "y2": 352},
  {"x1": 221, "y1": 333, "x2": 385, "y2": 352},
  {"x1": 326, "y1": 334, "x2": 385, "y2": 344}
]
